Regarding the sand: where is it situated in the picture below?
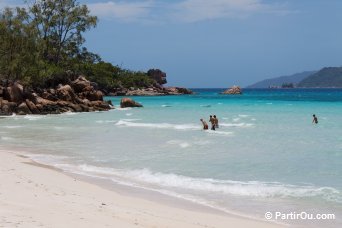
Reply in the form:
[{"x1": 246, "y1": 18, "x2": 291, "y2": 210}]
[{"x1": 0, "y1": 150, "x2": 283, "y2": 228}]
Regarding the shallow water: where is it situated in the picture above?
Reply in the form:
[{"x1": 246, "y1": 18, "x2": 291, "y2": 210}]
[{"x1": 1, "y1": 88, "x2": 341, "y2": 227}]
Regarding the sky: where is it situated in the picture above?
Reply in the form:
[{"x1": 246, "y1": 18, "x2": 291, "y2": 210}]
[{"x1": 1, "y1": 0, "x2": 342, "y2": 87}]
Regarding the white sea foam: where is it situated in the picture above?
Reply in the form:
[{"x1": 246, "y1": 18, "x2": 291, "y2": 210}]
[
  {"x1": 233, "y1": 118, "x2": 240, "y2": 122},
  {"x1": 125, "y1": 113, "x2": 133, "y2": 116},
  {"x1": 69, "y1": 165, "x2": 342, "y2": 203},
  {"x1": 119, "y1": 169, "x2": 340, "y2": 200},
  {"x1": 53, "y1": 126, "x2": 67, "y2": 130},
  {"x1": 24, "y1": 115, "x2": 45, "y2": 120},
  {"x1": 167, "y1": 140, "x2": 191, "y2": 148},
  {"x1": 27, "y1": 153, "x2": 71, "y2": 165},
  {"x1": 238, "y1": 114, "x2": 250, "y2": 118},
  {"x1": 116, "y1": 107, "x2": 132, "y2": 111},
  {"x1": 121, "y1": 119, "x2": 141, "y2": 122},
  {"x1": 220, "y1": 123, "x2": 254, "y2": 128},
  {"x1": 179, "y1": 142, "x2": 191, "y2": 148},
  {"x1": 3, "y1": 125, "x2": 23, "y2": 129},
  {"x1": 49, "y1": 164, "x2": 223, "y2": 213},
  {"x1": 115, "y1": 120, "x2": 198, "y2": 131},
  {"x1": 95, "y1": 120, "x2": 120, "y2": 124},
  {"x1": 167, "y1": 140, "x2": 212, "y2": 147},
  {"x1": 161, "y1": 105, "x2": 172, "y2": 107},
  {"x1": 21, "y1": 152, "x2": 342, "y2": 219},
  {"x1": 206, "y1": 130, "x2": 234, "y2": 136},
  {"x1": 62, "y1": 111, "x2": 79, "y2": 115},
  {"x1": 0, "y1": 136, "x2": 14, "y2": 141}
]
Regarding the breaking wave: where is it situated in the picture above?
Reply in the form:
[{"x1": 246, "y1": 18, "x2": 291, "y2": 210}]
[
  {"x1": 115, "y1": 120, "x2": 199, "y2": 130},
  {"x1": 50, "y1": 162, "x2": 342, "y2": 204}
]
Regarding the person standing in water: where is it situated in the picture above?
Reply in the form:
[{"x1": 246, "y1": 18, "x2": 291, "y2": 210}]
[
  {"x1": 214, "y1": 115, "x2": 219, "y2": 128},
  {"x1": 200, "y1": 119, "x2": 208, "y2": 130},
  {"x1": 209, "y1": 115, "x2": 215, "y2": 130},
  {"x1": 312, "y1": 114, "x2": 318, "y2": 124}
]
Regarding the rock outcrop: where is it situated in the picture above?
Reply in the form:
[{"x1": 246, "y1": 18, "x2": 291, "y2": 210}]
[
  {"x1": 120, "y1": 98, "x2": 143, "y2": 108},
  {"x1": 221, "y1": 86, "x2": 242, "y2": 95},
  {"x1": 164, "y1": 87, "x2": 193, "y2": 95},
  {"x1": 125, "y1": 88, "x2": 164, "y2": 96},
  {"x1": 0, "y1": 76, "x2": 112, "y2": 116},
  {"x1": 106, "y1": 69, "x2": 192, "y2": 96},
  {"x1": 3, "y1": 82, "x2": 24, "y2": 103},
  {"x1": 147, "y1": 69, "x2": 167, "y2": 85}
]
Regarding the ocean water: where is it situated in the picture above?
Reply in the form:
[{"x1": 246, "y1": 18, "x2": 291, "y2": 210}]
[{"x1": 1, "y1": 88, "x2": 342, "y2": 227}]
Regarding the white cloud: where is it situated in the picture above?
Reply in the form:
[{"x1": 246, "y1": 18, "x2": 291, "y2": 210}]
[
  {"x1": 88, "y1": 1, "x2": 155, "y2": 22},
  {"x1": 173, "y1": 0, "x2": 290, "y2": 22}
]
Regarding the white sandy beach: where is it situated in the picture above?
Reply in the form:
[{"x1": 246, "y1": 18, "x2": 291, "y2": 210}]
[{"x1": 0, "y1": 150, "x2": 283, "y2": 228}]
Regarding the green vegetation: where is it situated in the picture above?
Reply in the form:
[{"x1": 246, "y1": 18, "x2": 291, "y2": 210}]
[
  {"x1": 0, "y1": 0, "x2": 155, "y2": 90},
  {"x1": 298, "y1": 67, "x2": 342, "y2": 88},
  {"x1": 81, "y1": 62, "x2": 155, "y2": 90}
]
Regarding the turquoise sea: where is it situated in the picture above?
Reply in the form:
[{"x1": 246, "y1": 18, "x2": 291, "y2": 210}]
[{"x1": 1, "y1": 88, "x2": 342, "y2": 227}]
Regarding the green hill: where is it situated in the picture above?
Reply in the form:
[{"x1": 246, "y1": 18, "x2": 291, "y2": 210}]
[
  {"x1": 298, "y1": 67, "x2": 342, "y2": 88},
  {"x1": 247, "y1": 71, "x2": 315, "y2": 88}
]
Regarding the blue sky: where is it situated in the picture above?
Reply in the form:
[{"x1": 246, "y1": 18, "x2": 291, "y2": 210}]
[{"x1": 2, "y1": 0, "x2": 342, "y2": 87}]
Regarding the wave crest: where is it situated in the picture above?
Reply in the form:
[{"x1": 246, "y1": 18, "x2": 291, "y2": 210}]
[
  {"x1": 76, "y1": 165, "x2": 342, "y2": 203},
  {"x1": 115, "y1": 120, "x2": 199, "y2": 130}
]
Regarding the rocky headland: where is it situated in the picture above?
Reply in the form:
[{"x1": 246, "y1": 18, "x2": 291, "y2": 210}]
[
  {"x1": 109, "y1": 86, "x2": 193, "y2": 96},
  {"x1": 0, "y1": 69, "x2": 192, "y2": 115},
  {"x1": 0, "y1": 76, "x2": 112, "y2": 116},
  {"x1": 107, "y1": 69, "x2": 193, "y2": 96}
]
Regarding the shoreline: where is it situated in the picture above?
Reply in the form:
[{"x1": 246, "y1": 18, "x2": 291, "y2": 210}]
[{"x1": 0, "y1": 149, "x2": 283, "y2": 228}]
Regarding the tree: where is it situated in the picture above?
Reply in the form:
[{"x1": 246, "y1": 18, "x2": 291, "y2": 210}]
[
  {"x1": 0, "y1": 7, "x2": 37, "y2": 83},
  {"x1": 28, "y1": 0, "x2": 97, "y2": 65},
  {"x1": 0, "y1": 1, "x2": 158, "y2": 91}
]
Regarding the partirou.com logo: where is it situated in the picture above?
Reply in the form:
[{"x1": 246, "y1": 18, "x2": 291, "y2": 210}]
[{"x1": 265, "y1": 211, "x2": 336, "y2": 220}]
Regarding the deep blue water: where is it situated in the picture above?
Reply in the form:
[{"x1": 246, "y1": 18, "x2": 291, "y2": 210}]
[{"x1": 191, "y1": 88, "x2": 342, "y2": 102}]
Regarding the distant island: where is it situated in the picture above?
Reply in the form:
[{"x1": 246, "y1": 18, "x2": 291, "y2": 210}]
[
  {"x1": 298, "y1": 67, "x2": 342, "y2": 87},
  {"x1": 248, "y1": 67, "x2": 342, "y2": 88},
  {"x1": 247, "y1": 71, "x2": 316, "y2": 88}
]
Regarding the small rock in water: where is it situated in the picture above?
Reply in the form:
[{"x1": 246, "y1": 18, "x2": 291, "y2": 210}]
[
  {"x1": 120, "y1": 98, "x2": 143, "y2": 108},
  {"x1": 221, "y1": 86, "x2": 242, "y2": 95}
]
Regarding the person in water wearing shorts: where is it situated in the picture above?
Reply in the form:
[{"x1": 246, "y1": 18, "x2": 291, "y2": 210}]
[
  {"x1": 214, "y1": 115, "x2": 219, "y2": 128},
  {"x1": 209, "y1": 115, "x2": 215, "y2": 130},
  {"x1": 312, "y1": 114, "x2": 318, "y2": 124},
  {"x1": 200, "y1": 119, "x2": 208, "y2": 130}
]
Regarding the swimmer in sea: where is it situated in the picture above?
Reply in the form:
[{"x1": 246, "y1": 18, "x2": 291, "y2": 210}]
[
  {"x1": 214, "y1": 115, "x2": 219, "y2": 128},
  {"x1": 200, "y1": 119, "x2": 208, "y2": 130},
  {"x1": 312, "y1": 114, "x2": 318, "y2": 124},
  {"x1": 209, "y1": 115, "x2": 215, "y2": 130}
]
